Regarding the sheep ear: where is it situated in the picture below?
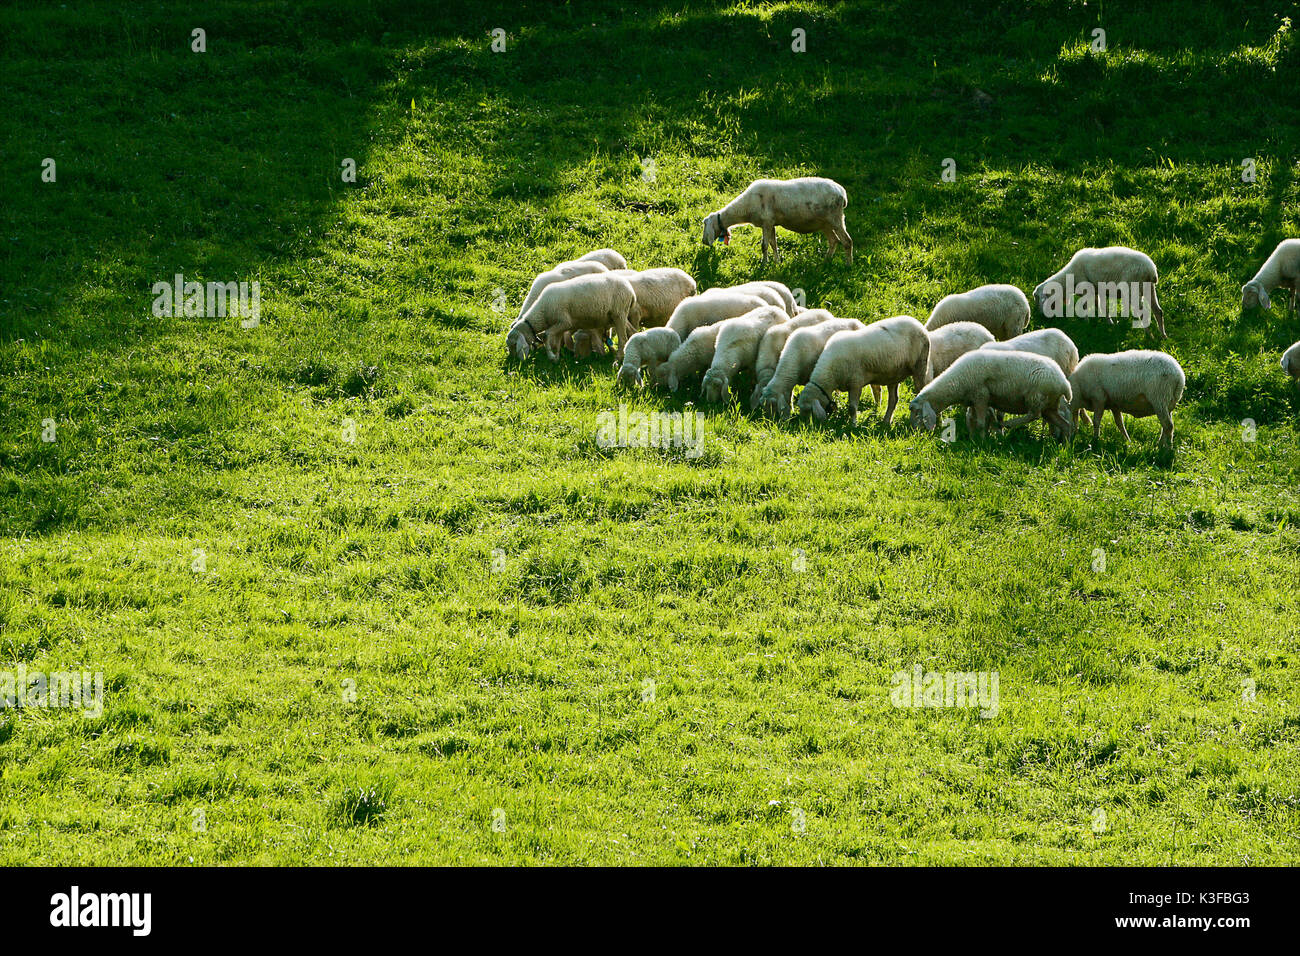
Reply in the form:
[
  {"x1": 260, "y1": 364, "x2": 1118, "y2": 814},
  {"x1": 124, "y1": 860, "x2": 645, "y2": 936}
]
[
  {"x1": 1258, "y1": 287, "x2": 1271, "y2": 310},
  {"x1": 922, "y1": 402, "x2": 937, "y2": 432}
]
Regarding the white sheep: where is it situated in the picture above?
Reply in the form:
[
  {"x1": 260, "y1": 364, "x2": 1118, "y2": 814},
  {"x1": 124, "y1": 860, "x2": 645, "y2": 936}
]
[
  {"x1": 750, "y1": 309, "x2": 837, "y2": 407},
  {"x1": 517, "y1": 260, "x2": 609, "y2": 319},
  {"x1": 1068, "y1": 350, "x2": 1185, "y2": 446},
  {"x1": 617, "y1": 327, "x2": 682, "y2": 389},
  {"x1": 578, "y1": 248, "x2": 628, "y2": 270},
  {"x1": 506, "y1": 272, "x2": 636, "y2": 361},
  {"x1": 1282, "y1": 340, "x2": 1300, "y2": 382},
  {"x1": 910, "y1": 350, "x2": 1073, "y2": 440},
  {"x1": 1242, "y1": 239, "x2": 1300, "y2": 312},
  {"x1": 610, "y1": 267, "x2": 697, "y2": 327},
  {"x1": 796, "y1": 316, "x2": 930, "y2": 425},
  {"x1": 655, "y1": 324, "x2": 724, "y2": 393},
  {"x1": 757, "y1": 317, "x2": 865, "y2": 417},
  {"x1": 666, "y1": 291, "x2": 770, "y2": 338},
  {"x1": 926, "y1": 321, "x2": 995, "y2": 379},
  {"x1": 702, "y1": 177, "x2": 852, "y2": 264},
  {"x1": 979, "y1": 327, "x2": 1080, "y2": 376},
  {"x1": 973, "y1": 327, "x2": 1084, "y2": 431},
  {"x1": 1033, "y1": 246, "x2": 1165, "y2": 337},
  {"x1": 567, "y1": 267, "x2": 697, "y2": 356},
  {"x1": 700, "y1": 306, "x2": 789, "y2": 403},
  {"x1": 925, "y1": 284, "x2": 1031, "y2": 341}
]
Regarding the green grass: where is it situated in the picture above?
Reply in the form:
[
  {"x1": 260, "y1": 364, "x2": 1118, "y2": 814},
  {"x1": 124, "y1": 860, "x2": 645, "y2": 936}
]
[{"x1": 1, "y1": 0, "x2": 1299, "y2": 865}]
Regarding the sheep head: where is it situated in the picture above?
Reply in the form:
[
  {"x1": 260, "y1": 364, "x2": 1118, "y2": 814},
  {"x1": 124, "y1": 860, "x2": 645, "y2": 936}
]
[
  {"x1": 701, "y1": 369, "x2": 729, "y2": 403},
  {"x1": 909, "y1": 398, "x2": 938, "y2": 432},
  {"x1": 702, "y1": 213, "x2": 731, "y2": 246},
  {"x1": 506, "y1": 322, "x2": 535, "y2": 360},
  {"x1": 616, "y1": 364, "x2": 642, "y2": 389},
  {"x1": 1241, "y1": 280, "x2": 1269, "y2": 311}
]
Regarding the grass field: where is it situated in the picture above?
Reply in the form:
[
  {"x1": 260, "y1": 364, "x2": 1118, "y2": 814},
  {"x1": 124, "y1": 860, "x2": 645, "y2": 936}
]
[{"x1": 2, "y1": 0, "x2": 1299, "y2": 865}]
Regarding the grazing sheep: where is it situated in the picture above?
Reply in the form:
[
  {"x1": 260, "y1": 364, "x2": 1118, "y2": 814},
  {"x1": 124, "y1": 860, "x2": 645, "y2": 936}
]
[
  {"x1": 701, "y1": 306, "x2": 789, "y2": 403},
  {"x1": 926, "y1": 321, "x2": 995, "y2": 379},
  {"x1": 1068, "y1": 350, "x2": 1185, "y2": 447},
  {"x1": 702, "y1": 177, "x2": 853, "y2": 264},
  {"x1": 925, "y1": 284, "x2": 1031, "y2": 341},
  {"x1": 507, "y1": 273, "x2": 636, "y2": 361},
  {"x1": 518, "y1": 260, "x2": 609, "y2": 319},
  {"x1": 567, "y1": 268, "x2": 696, "y2": 356},
  {"x1": 578, "y1": 248, "x2": 628, "y2": 270},
  {"x1": 655, "y1": 324, "x2": 724, "y2": 393},
  {"x1": 617, "y1": 327, "x2": 682, "y2": 389},
  {"x1": 757, "y1": 317, "x2": 865, "y2": 417},
  {"x1": 975, "y1": 328, "x2": 1084, "y2": 431},
  {"x1": 796, "y1": 316, "x2": 930, "y2": 425},
  {"x1": 910, "y1": 351, "x2": 1074, "y2": 441},
  {"x1": 1282, "y1": 340, "x2": 1300, "y2": 382},
  {"x1": 1242, "y1": 239, "x2": 1300, "y2": 312},
  {"x1": 666, "y1": 291, "x2": 770, "y2": 338},
  {"x1": 979, "y1": 328, "x2": 1080, "y2": 377},
  {"x1": 750, "y1": 309, "x2": 837, "y2": 407},
  {"x1": 610, "y1": 267, "x2": 697, "y2": 328},
  {"x1": 1032, "y1": 246, "x2": 1165, "y2": 337}
]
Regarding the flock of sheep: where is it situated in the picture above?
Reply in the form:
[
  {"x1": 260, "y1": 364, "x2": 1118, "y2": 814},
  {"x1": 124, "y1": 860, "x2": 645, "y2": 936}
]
[{"x1": 505, "y1": 177, "x2": 1300, "y2": 447}]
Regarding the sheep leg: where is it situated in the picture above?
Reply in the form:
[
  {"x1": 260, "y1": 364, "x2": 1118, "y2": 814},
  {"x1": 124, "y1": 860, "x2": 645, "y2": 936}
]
[
  {"x1": 545, "y1": 320, "x2": 573, "y2": 361},
  {"x1": 1149, "y1": 286, "x2": 1166, "y2": 337},
  {"x1": 1044, "y1": 406, "x2": 1073, "y2": 441},
  {"x1": 1155, "y1": 405, "x2": 1174, "y2": 446},
  {"x1": 1098, "y1": 290, "x2": 1113, "y2": 323},
  {"x1": 837, "y1": 225, "x2": 853, "y2": 265},
  {"x1": 765, "y1": 227, "x2": 781, "y2": 264},
  {"x1": 971, "y1": 399, "x2": 991, "y2": 435},
  {"x1": 822, "y1": 229, "x2": 838, "y2": 260},
  {"x1": 881, "y1": 385, "x2": 899, "y2": 426},
  {"x1": 870, "y1": 385, "x2": 882, "y2": 407},
  {"x1": 1112, "y1": 409, "x2": 1131, "y2": 442},
  {"x1": 847, "y1": 384, "x2": 862, "y2": 425},
  {"x1": 611, "y1": 310, "x2": 630, "y2": 362},
  {"x1": 1090, "y1": 403, "x2": 1105, "y2": 443}
]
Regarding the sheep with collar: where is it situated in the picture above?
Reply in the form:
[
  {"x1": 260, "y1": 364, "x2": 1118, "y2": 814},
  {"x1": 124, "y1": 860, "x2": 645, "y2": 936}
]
[
  {"x1": 795, "y1": 316, "x2": 929, "y2": 425},
  {"x1": 757, "y1": 317, "x2": 866, "y2": 418},
  {"x1": 702, "y1": 177, "x2": 852, "y2": 264},
  {"x1": 749, "y1": 308, "x2": 838, "y2": 406}
]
